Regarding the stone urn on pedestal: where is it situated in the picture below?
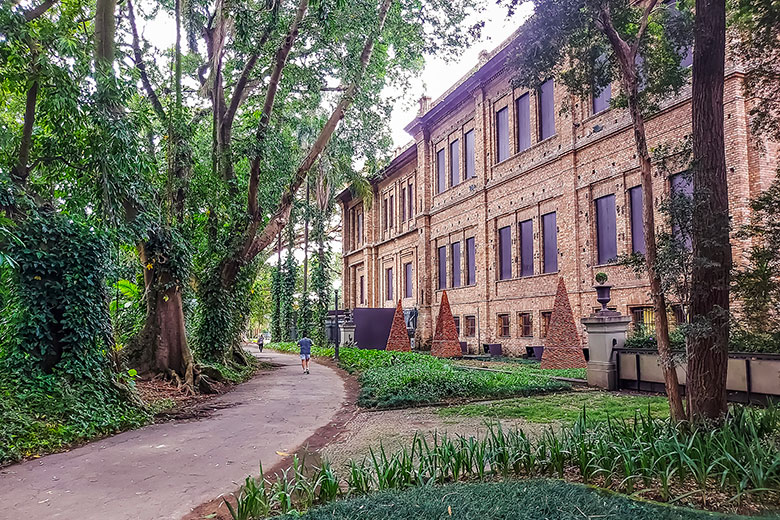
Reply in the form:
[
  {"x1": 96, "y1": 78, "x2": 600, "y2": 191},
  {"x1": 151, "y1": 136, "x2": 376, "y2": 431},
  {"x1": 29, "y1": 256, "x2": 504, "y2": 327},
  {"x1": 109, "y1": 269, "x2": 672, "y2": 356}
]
[{"x1": 581, "y1": 272, "x2": 632, "y2": 389}]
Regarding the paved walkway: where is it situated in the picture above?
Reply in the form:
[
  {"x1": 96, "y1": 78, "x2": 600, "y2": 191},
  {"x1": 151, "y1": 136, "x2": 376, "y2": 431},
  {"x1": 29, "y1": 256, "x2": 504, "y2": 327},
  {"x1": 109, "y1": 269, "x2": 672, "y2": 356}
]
[{"x1": 0, "y1": 349, "x2": 346, "y2": 520}]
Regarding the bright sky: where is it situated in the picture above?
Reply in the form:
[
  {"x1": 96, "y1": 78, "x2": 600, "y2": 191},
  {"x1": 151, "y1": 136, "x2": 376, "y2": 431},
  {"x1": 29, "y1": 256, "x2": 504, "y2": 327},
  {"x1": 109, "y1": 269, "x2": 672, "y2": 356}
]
[
  {"x1": 143, "y1": 2, "x2": 534, "y2": 148},
  {"x1": 387, "y1": 2, "x2": 534, "y2": 147}
]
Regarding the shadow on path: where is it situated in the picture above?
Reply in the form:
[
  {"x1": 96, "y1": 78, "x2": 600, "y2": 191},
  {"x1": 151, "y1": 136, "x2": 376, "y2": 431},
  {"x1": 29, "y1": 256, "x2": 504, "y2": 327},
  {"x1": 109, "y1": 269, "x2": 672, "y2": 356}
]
[{"x1": 0, "y1": 349, "x2": 347, "y2": 520}]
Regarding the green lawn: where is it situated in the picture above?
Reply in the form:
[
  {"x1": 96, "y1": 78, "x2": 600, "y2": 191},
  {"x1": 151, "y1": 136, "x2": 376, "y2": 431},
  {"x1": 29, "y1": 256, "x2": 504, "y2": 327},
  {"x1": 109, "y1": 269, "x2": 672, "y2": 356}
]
[
  {"x1": 439, "y1": 391, "x2": 671, "y2": 423},
  {"x1": 279, "y1": 479, "x2": 747, "y2": 520},
  {"x1": 267, "y1": 343, "x2": 571, "y2": 408}
]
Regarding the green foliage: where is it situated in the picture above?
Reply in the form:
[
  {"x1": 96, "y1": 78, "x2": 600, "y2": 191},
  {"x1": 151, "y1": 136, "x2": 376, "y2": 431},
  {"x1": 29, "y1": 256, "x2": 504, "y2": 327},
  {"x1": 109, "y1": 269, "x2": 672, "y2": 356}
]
[
  {"x1": 286, "y1": 480, "x2": 746, "y2": 520},
  {"x1": 595, "y1": 271, "x2": 608, "y2": 284},
  {"x1": 729, "y1": 0, "x2": 780, "y2": 141},
  {"x1": 270, "y1": 264, "x2": 283, "y2": 342},
  {"x1": 625, "y1": 325, "x2": 686, "y2": 350},
  {"x1": 241, "y1": 405, "x2": 779, "y2": 516},
  {"x1": 439, "y1": 392, "x2": 671, "y2": 423},
  {"x1": 193, "y1": 260, "x2": 258, "y2": 362},
  {"x1": 268, "y1": 344, "x2": 571, "y2": 408},
  {"x1": 733, "y1": 172, "x2": 780, "y2": 337},
  {"x1": 508, "y1": 0, "x2": 693, "y2": 114},
  {"x1": 0, "y1": 213, "x2": 148, "y2": 464},
  {"x1": 109, "y1": 279, "x2": 145, "y2": 348}
]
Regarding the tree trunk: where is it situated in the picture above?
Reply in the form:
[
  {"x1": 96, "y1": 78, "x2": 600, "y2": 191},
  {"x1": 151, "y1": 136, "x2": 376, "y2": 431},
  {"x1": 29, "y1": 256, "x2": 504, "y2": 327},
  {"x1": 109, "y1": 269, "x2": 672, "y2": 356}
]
[
  {"x1": 303, "y1": 181, "x2": 310, "y2": 295},
  {"x1": 598, "y1": 5, "x2": 687, "y2": 421},
  {"x1": 688, "y1": 0, "x2": 730, "y2": 422},
  {"x1": 128, "y1": 274, "x2": 194, "y2": 389}
]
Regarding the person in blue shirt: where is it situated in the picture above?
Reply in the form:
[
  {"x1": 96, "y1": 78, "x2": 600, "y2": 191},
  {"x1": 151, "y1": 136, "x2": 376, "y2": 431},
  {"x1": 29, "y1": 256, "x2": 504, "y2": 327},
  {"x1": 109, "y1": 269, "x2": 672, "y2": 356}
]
[{"x1": 297, "y1": 336, "x2": 312, "y2": 374}]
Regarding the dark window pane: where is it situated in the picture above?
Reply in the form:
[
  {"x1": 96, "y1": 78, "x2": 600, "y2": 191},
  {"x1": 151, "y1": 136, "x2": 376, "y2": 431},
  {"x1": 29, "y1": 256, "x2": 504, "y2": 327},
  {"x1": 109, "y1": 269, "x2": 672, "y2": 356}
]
[
  {"x1": 360, "y1": 275, "x2": 364, "y2": 304},
  {"x1": 450, "y1": 140, "x2": 460, "y2": 187},
  {"x1": 538, "y1": 79, "x2": 555, "y2": 140},
  {"x1": 498, "y1": 314, "x2": 510, "y2": 337},
  {"x1": 670, "y1": 172, "x2": 693, "y2": 249},
  {"x1": 466, "y1": 237, "x2": 476, "y2": 285},
  {"x1": 465, "y1": 130, "x2": 475, "y2": 179},
  {"x1": 465, "y1": 316, "x2": 476, "y2": 336},
  {"x1": 383, "y1": 198, "x2": 388, "y2": 230},
  {"x1": 542, "y1": 212, "x2": 558, "y2": 273},
  {"x1": 595, "y1": 194, "x2": 617, "y2": 264},
  {"x1": 404, "y1": 262, "x2": 413, "y2": 298},
  {"x1": 437, "y1": 149, "x2": 446, "y2": 193},
  {"x1": 496, "y1": 107, "x2": 509, "y2": 162},
  {"x1": 386, "y1": 268, "x2": 393, "y2": 301},
  {"x1": 438, "y1": 246, "x2": 447, "y2": 290},
  {"x1": 357, "y1": 212, "x2": 363, "y2": 245},
  {"x1": 389, "y1": 195, "x2": 394, "y2": 229},
  {"x1": 665, "y1": 0, "x2": 693, "y2": 67},
  {"x1": 519, "y1": 219, "x2": 534, "y2": 277},
  {"x1": 401, "y1": 187, "x2": 406, "y2": 221},
  {"x1": 516, "y1": 93, "x2": 531, "y2": 152},
  {"x1": 452, "y1": 242, "x2": 461, "y2": 288},
  {"x1": 498, "y1": 226, "x2": 512, "y2": 280},
  {"x1": 592, "y1": 83, "x2": 611, "y2": 114},
  {"x1": 408, "y1": 182, "x2": 414, "y2": 218},
  {"x1": 629, "y1": 186, "x2": 645, "y2": 254}
]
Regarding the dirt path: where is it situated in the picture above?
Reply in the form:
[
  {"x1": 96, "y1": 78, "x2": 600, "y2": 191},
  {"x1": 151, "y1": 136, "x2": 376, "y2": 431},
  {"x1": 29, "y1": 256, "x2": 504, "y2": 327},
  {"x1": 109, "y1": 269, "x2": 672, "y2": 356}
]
[{"x1": 0, "y1": 349, "x2": 347, "y2": 520}]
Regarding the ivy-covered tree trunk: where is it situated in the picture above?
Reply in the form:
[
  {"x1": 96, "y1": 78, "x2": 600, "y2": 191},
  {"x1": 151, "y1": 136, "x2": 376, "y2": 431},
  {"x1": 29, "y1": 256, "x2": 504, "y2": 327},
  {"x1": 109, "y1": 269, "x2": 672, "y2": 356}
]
[
  {"x1": 311, "y1": 203, "x2": 331, "y2": 348},
  {"x1": 271, "y1": 234, "x2": 283, "y2": 341},
  {"x1": 298, "y1": 182, "x2": 312, "y2": 338},
  {"x1": 687, "y1": 0, "x2": 730, "y2": 422},
  {"x1": 280, "y1": 219, "x2": 298, "y2": 340},
  {"x1": 126, "y1": 235, "x2": 194, "y2": 388},
  {"x1": 124, "y1": 0, "x2": 196, "y2": 386}
]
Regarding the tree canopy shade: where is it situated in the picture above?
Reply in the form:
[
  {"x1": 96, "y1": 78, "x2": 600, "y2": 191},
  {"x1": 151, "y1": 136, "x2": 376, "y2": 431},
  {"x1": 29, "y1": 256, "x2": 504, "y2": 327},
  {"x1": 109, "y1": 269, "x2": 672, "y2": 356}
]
[
  {"x1": 0, "y1": 0, "x2": 484, "y2": 401},
  {"x1": 504, "y1": 0, "x2": 694, "y2": 421}
]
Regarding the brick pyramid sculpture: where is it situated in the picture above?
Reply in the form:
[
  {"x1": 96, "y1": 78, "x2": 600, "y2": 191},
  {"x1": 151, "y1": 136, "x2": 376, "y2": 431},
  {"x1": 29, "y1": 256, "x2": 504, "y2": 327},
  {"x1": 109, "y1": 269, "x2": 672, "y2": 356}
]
[
  {"x1": 431, "y1": 290, "x2": 463, "y2": 358},
  {"x1": 386, "y1": 299, "x2": 411, "y2": 352},
  {"x1": 541, "y1": 277, "x2": 587, "y2": 369}
]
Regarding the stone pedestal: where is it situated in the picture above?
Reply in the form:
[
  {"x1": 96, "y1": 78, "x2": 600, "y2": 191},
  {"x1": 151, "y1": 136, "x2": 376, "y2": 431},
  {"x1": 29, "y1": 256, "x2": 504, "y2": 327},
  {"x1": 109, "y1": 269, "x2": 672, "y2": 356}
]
[
  {"x1": 581, "y1": 312, "x2": 631, "y2": 390},
  {"x1": 341, "y1": 320, "x2": 355, "y2": 345}
]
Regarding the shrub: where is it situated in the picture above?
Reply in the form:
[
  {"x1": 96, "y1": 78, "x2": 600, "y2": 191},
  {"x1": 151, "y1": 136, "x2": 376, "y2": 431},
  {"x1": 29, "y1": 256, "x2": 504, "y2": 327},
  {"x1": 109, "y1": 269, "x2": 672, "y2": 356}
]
[{"x1": 267, "y1": 343, "x2": 571, "y2": 408}]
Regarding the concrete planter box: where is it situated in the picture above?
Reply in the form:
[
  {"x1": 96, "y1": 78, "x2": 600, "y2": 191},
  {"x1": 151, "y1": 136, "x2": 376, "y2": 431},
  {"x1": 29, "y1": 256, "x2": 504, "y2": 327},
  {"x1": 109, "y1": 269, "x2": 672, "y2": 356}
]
[{"x1": 615, "y1": 349, "x2": 780, "y2": 402}]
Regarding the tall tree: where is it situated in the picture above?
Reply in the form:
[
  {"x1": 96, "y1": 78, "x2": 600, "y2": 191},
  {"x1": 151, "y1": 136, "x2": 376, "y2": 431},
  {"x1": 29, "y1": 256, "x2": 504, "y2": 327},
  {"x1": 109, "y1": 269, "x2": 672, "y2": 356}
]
[
  {"x1": 123, "y1": 0, "x2": 196, "y2": 389},
  {"x1": 687, "y1": 0, "x2": 730, "y2": 422},
  {"x1": 507, "y1": 0, "x2": 692, "y2": 420}
]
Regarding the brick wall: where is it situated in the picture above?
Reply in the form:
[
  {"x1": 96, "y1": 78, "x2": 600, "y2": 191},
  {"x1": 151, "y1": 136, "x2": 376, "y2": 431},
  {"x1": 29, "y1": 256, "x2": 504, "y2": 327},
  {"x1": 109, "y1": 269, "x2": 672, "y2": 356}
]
[{"x1": 339, "y1": 33, "x2": 777, "y2": 356}]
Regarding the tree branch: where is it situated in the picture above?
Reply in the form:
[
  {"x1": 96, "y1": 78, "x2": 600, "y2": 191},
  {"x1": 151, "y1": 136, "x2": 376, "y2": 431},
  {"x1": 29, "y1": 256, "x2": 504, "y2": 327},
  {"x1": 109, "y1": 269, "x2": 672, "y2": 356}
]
[
  {"x1": 247, "y1": 0, "x2": 310, "y2": 217},
  {"x1": 631, "y1": 0, "x2": 660, "y2": 57},
  {"x1": 23, "y1": 0, "x2": 57, "y2": 21},
  {"x1": 246, "y1": 0, "x2": 395, "y2": 260},
  {"x1": 126, "y1": 0, "x2": 166, "y2": 121},
  {"x1": 11, "y1": 77, "x2": 39, "y2": 186}
]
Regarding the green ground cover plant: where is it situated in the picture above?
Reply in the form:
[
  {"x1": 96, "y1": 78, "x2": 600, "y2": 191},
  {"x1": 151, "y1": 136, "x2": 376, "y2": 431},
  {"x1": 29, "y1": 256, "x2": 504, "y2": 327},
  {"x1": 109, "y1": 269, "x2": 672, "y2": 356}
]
[
  {"x1": 227, "y1": 405, "x2": 779, "y2": 518},
  {"x1": 279, "y1": 480, "x2": 750, "y2": 520},
  {"x1": 439, "y1": 392, "x2": 670, "y2": 423},
  {"x1": 267, "y1": 343, "x2": 571, "y2": 408},
  {"x1": 453, "y1": 357, "x2": 587, "y2": 380}
]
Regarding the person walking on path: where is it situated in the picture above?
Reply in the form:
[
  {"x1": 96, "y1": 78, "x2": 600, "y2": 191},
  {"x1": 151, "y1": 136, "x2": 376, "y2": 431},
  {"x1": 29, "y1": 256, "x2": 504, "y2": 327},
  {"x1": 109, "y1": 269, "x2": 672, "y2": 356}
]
[
  {"x1": 257, "y1": 334, "x2": 264, "y2": 352},
  {"x1": 298, "y1": 336, "x2": 312, "y2": 374}
]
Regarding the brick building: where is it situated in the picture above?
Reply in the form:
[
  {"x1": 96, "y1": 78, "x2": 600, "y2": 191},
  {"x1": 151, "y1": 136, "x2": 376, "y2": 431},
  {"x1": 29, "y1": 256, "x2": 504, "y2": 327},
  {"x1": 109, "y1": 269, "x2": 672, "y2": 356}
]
[{"x1": 338, "y1": 26, "x2": 777, "y2": 355}]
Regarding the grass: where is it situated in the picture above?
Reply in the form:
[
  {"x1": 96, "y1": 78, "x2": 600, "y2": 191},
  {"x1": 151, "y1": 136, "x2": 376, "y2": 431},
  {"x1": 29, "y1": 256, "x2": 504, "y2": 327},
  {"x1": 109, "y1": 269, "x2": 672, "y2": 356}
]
[
  {"x1": 279, "y1": 479, "x2": 750, "y2": 520},
  {"x1": 267, "y1": 343, "x2": 571, "y2": 408},
  {"x1": 439, "y1": 391, "x2": 671, "y2": 423},
  {"x1": 228, "y1": 405, "x2": 779, "y2": 518}
]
